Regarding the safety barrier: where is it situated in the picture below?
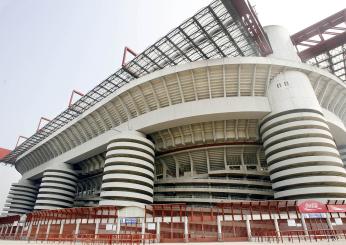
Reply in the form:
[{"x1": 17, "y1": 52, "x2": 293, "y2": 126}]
[{"x1": 253, "y1": 229, "x2": 346, "y2": 243}]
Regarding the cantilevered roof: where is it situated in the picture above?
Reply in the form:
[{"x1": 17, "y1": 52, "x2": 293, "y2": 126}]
[
  {"x1": 291, "y1": 9, "x2": 346, "y2": 83},
  {"x1": 0, "y1": 0, "x2": 270, "y2": 165}
]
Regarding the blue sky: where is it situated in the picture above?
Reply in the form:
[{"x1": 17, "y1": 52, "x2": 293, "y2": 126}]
[{"x1": 0, "y1": 0, "x2": 345, "y2": 210}]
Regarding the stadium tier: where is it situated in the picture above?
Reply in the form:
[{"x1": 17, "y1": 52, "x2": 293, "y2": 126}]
[{"x1": 1, "y1": 0, "x2": 346, "y2": 218}]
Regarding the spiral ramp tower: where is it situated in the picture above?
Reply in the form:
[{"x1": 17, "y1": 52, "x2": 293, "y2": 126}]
[
  {"x1": 259, "y1": 26, "x2": 346, "y2": 200},
  {"x1": 34, "y1": 163, "x2": 77, "y2": 210},
  {"x1": 2, "y1": 179, "x2": 38, "y2": 215},
  {"x1": 99, "y1": 131, "x2": 155, "y2": 208}
]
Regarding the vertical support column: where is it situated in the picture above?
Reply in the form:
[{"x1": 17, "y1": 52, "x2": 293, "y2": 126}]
[
  {"x1": 246, "y1": 215, "x2": 252, "y2": 241},
  {"x1": 217, "y1": 215, "x2": 222, "y2": 241},
  {"x1": 300, "y1": 215, "x2": 309, "y2": 236},
  {"x1": 99, "y1": 131, "x2": 155, "y2": 208},
  {"x1": 116, "y1": 217, "x2": 121, "y2": 234},
  {"x1": 273, "y1": 218, "x2": 281, "y2": 238},
  {"x1": 326, "y1": 215, "x2": 334, "y2": 230},
  {"x1": 141, "y1": 218, "x2": 146, "y2": 235},
  {"x1": 34, "y1": 223, "x2": 41, "y2": 240},
  {"x1": 59, "y1": 221, "x2": 65, "y2": 236},
  {"x1": 3, "y1": 225, "x2": 9, "y2": 237},
  {"x1": 156, "y1": 220, "x2": 160, "y2": 243},
  {"x1": 95, "y1": 222, "x2": 99, "y2": 237},
  {"x1": 8, "y1": 224, "x2": 14, "y2": 238},
  {"x1": 26, "y1": 222, "x2": 33, "y2": 240},
  {"x1": 0, "y1": 225, "x2": 4, "y2": 235},
  {"x1": 45, "y1": 222, "x2": 51, "y2": 240},
  {"x1": 20, "y1": 222, "x2": 26, "y2": 238},
  {"x1": 14, "y1": 223, "x2": 20, "y2": 238},
  {"x1": 184, "y1": 216, "x2": 189, "y2": 243},
  {"x1": 75, "y1": 221, "x2": 80, "y2": 236}
]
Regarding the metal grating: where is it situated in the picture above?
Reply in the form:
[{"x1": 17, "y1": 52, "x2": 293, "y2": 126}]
[
  {"x1": 305, "y1": 44, "x2": 346, "y2": 82},
  {"x1": 291, "y1": 9, "x2": 346, "y2": 83},
  {"x1": 1, "y1": 0, "x2": 263, "y2": 165}
]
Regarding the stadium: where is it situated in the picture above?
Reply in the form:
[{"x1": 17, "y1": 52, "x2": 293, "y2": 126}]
[{"x1": 1, "y1": 0, "x2": 346, "y2": 243}]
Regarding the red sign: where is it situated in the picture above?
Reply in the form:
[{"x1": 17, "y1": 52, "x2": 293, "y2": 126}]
[
  {"x1": 298, "y1": 200, "x2": 328, "y2": 213},
  {"x1": 327, "y1": 205, "x2": 346, "y2": 213}
]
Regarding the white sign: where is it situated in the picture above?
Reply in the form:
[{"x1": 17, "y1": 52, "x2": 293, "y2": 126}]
[
  {"x1": 106, "y1": 224, "x2": 113, "y2": 231},
  {"x1": 287, "y1": 219, "x2": 296, "y2": 227},
  {"x1": 335, "y1": 218, "x2": 343, "y2": 225},
  {"x1": 147, "y1": 223, "x2": 156, "y2": 230}
]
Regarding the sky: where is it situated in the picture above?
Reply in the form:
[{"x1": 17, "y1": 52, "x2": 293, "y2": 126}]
[{"x1": 0, "y1": 0, "x2": 345, "y2": 210}]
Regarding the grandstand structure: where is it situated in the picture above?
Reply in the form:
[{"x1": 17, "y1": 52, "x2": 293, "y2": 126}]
[{"x1": 0, "y1": 0, "x2": 346, "y2": 219}]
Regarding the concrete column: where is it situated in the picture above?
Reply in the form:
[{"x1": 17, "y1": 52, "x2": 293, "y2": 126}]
[
  {"x1": 300, "y1": 215, "x2": 309, "y2": 236},
  {"x1": 115, "y1": 217, "x2": 121, "y2": 234},
  {"x1": 273, "y1": 218, "x2": 281, "y2": 237},
  {"x1": 45, "y1": 222, "x2": 51, "y2": 240},
  {"x1": 34, "y1": 223, "x2": 41, "y2": 240},
  {"x1": 245, "y1": 216, "x2": 252, "y2": 241},
  {"x1": 184, "y1": 216, "x2": 189, "y2": 243},
  {"x1": 217, "y1": 215, "x2": 222, "y2": 241},
  {"x1": 0, "y1": 225, "x2": 4, "y2": 235},
  {"x1": 75, "y1": 221, "x2": 80, "y2": 236},
  {"x1": 156, "y1": 221, "x2": 160, "y2": 243}
]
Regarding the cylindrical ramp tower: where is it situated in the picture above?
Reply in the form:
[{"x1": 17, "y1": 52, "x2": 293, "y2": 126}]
[
  {"x1": 260, "y1": 71, "x2": 346, "y2": 199},
  {"x1": 99, "y1": 131, "x2": 155, "y2": 208},
  {"x1": 3, "y1": 179, "x2": 38, "y2": 215},
  {"x1": 34, "y1": 163, "x2": 77, "y2": 210},
  {"x1": 260, "y1": 25, "x2": 346, "y2": 200}
]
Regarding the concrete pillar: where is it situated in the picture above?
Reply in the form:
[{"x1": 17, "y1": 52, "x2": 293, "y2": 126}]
[
  {"x1": 300, "y1": 215, "x2": 309, "y2": 236},
  {"x1": 245, "y1": 216, "x2": 252, "y2": 241},
  {"x1": 116, "y1": 217, "x2": 121, "y2": 234},
  {"x1": 156, "y1": 220, "x2": 160, "y2": 243},
  {"x1": 45, "y1": 222, "x2": 51, "y2": 240},
  {"x1": 273, "y1": 218, "x2": 281, "y2": 237},
  {"x1": 20, "y1": 223, "x2": 26, "y2": 238},
  {"x1": 34, "y1": 223, "x2": 41, "y2": 240},
  {"x1": 217, "y1": 215, "x2": 222, "y2": 241},
  {"x1": 0, "y1": 224, "x2": 4, "y2": 235},
  {"x1": 184, "y1": 216, "x2": 189, "y2": 243}
]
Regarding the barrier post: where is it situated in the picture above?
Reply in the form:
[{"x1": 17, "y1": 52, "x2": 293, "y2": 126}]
[
  {"x1": 156, "y1": 220, "x2": 160, "y2": 243},
  {"x1": 26, "y1": 222, "x2": 33, "y2": 240},
  {"x1": 45, "y1": 221, "x2": 51, "y2": 241},
  {"x1": 59, "y1": 221, "x2": 64, "y2": 237},
  {"x1": 34, "y1": 223, "x2": 41, "y2": 240},
  {"x1": 273, "y1": 217, "x2": 281, "y2": 238},
  {"x1": 300, "y1": 215, "x2": 309, "y2": 236},
  {"x1": 246, "y1": 215, "x2": 252, "y2": 241},
  {"x1": 217, "y1": 215, "x2": 222, "y2": 241},
  {"x1": 184, "y1": 216, "x2": 189, "y2": 243}
]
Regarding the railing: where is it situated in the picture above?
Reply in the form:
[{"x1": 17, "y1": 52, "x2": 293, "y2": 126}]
[
  {"x1": 253, "y1": 229, "x2": 346, "y2": 243},
  {"x1": 1, "y1": 233, "x2": 156, "y2": 244}
]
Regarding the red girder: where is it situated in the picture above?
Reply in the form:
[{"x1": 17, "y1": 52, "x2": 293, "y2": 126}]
[
  {"x1": 228, "y1": 0, "x2": 273, "y2": 56},
  {"x1": 291, "y1": 9, "x2": 346, "y2": 61}
]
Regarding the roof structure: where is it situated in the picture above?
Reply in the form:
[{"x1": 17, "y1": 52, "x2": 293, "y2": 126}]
[
  {"x1": 291, "y1": 9, "x2": 346, "y2": 83},
  {"x1": 0, "y1": 0, "x2": 270, "y2": 165}
]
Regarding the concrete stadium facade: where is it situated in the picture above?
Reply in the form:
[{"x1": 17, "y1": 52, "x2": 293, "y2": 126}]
[{"x1": 2, "y1": 4, "x2": 346, "y2": 216}]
